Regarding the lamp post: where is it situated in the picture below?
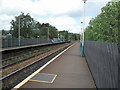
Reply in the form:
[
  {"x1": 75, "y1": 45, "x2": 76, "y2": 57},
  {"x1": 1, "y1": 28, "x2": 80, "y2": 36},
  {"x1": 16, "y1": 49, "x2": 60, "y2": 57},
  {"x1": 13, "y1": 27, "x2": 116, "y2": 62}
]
[
  {"x1": 80, "y1": 22, "x2": 83, "y2": 47},
  {"x1": 46, "y1": 27, "x2": 49, "y2": 42},
  {"x1": 58, "y1": 31, "x2": 59, "y2": 39},
  {"x1": 81, "y1": 0, "x2": 87, "y2": 57},
  {"x1": 6, "y1": 33, "x2": 12, "y2": 47},
  {"x1": 18, "y1": 16, "x2": 24, "y2": 46},
  {"x1": 37, "y1": 36, "x2": 39, "y2": 44},
  {"x1": 18, "y1": 17, "x2": 20, "y2": 46},
  {"x1": 58, "y1": 31, "x2": 59, "y2": 42},
  {"x1": 8, "y1": 33, "x2": 12, "y2": 47}
]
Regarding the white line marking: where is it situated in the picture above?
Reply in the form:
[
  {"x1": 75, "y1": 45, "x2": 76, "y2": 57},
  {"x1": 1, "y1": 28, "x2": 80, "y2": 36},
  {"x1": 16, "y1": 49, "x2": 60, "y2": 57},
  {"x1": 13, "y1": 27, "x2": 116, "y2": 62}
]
[
  {"x1": 12, "y1": 42, "x2": 76, "y2": 89},
  {"x1": 51, "y1": 75, "x2": 57, "y2": 83}
]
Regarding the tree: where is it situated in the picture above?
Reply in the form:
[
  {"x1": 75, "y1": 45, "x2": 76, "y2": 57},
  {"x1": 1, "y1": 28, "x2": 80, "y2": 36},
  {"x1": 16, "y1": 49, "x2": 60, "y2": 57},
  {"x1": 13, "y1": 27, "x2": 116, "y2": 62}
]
[
  {"x1": 10, "y1": 12, "x2": 34, "y2": 38},
  {"x1": 59, "y1": 30, "x2": 69, "y2": 40},
  {"x1": 10, "y1": 12, "x2": 80, "y2": 40},
  {"x1": 85, "y1": 1, "x2": 119, "y2": 43},
  {"x1": 39, "y1": 23, "x2": 58, "y2": 39},
  {"x1": 59, "y1": 31, "x2": 80, "y2": 40},
  {"x1": 1, "y1": 30, "x2": 9, "y2": 35},
  {"x1": 49, "y1": 26, "x2": 58, "y2": 39}
]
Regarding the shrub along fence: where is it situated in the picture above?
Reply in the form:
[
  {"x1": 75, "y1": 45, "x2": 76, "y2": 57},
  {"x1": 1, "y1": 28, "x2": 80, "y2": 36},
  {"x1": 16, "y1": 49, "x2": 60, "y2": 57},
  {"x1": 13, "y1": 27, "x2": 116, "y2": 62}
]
[
  {"x1": 84, "y1": 41, "x2": 118, "y2": 88},
  {"x1": 2, "y1": 38, "x2": 52, "y2": 48}
]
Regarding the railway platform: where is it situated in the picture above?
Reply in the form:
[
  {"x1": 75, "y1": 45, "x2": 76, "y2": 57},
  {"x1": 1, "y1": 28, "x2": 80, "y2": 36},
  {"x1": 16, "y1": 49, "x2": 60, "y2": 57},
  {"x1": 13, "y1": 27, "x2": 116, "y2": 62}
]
[{"x1": 17, "y1": 42, "x2": 96, "y2": 88}]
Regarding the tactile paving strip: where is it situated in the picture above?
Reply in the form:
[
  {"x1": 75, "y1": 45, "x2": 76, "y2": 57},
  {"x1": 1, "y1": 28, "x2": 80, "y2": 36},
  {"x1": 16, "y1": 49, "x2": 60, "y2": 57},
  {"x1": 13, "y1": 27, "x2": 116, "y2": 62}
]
[{"x1": 29, "y1": 73, "x2": 57, "y2": 83}]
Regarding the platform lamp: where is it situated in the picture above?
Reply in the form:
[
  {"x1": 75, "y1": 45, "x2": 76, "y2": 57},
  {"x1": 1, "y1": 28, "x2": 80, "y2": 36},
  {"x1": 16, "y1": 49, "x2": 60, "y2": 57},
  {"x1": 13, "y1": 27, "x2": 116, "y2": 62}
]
[
  {"x1": 46, "y1": 27, "x2": 49, "y2": 42},
  {"x1": 18, "y1": 17, "x2": 20, "y2": 46},
  {"x1": 58, "y1": 31, "x2": 60, "y2": 41},
  {"x1": 80, "y1": 22, "x2": 83, "y2": 47},
  {"x1": 18, "y1": 16, "x2": 25, "y2": 46},
  {"x1": 81, "y1": 0, "x2": 87, "y2": 57}
]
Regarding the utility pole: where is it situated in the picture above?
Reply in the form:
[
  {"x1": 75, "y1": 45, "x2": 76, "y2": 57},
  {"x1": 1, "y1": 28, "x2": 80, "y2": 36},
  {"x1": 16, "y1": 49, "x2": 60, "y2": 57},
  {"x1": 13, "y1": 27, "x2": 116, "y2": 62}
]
[
  {"x1": 58, "y1": 31, "x2": 59, "y2": 40},
  {"x1": 46, "y1": 27, "x2": 49, "y2": 41},
  {"x1": 81, "y1": 0, "x2": 87, "y2": 56},
  {"x1": 18, "y1": 17, "x2": 20, "y2": 46},
  {"x1": 80, "y1": 22, "x2": 83, "y2": 47}
]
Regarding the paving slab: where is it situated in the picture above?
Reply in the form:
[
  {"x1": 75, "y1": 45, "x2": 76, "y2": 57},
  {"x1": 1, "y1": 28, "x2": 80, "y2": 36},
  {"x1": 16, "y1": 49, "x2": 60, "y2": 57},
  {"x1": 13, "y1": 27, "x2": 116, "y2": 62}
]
[{"x1": 29, "y1": 73, "x2": 57, "y2": 83}]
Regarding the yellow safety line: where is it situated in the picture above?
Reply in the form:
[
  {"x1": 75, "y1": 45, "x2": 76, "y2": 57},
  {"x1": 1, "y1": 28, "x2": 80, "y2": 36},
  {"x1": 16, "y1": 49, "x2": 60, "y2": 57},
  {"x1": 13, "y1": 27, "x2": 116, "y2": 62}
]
[
  {"x1": 29, "y1": 79, "x2": 52, "y2": 83},
  {"x1": 12, "y1": 42, "x2": 77, "y2": 90}
]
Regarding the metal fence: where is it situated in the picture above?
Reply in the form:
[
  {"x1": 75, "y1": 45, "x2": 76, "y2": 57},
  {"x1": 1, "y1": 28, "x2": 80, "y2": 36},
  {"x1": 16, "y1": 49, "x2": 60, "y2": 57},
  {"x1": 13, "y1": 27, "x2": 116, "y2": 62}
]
[
  {"x1": 2, "y1": 38, "x2": 52, "y2": 48},
  {"x1": 84, "y1": 41, "x2": 118, "y2": 88}
]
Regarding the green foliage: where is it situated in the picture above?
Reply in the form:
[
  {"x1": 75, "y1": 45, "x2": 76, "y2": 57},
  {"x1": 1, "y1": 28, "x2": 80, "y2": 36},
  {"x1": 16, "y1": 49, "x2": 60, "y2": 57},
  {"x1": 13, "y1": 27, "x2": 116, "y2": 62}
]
[
  {"x1": 1, "y1": 30, "x2": 10, "y2": 35},
  {"x1": 1, "y1": 12, "x2": 80, "y2": 40},
  {"x1": 59, "y1": 31, "x2": 69, "y2": 40},
  {"x1": 11, "y1": 12, "x2": 34, "y2": 38},
  {"x1": 39, "y1": 23, "x2": 58, "y2": 39},
  {"x1": 85, "y1": 1, "x2": 119, "y2": 43},
  {"x1": 59, "y1": 30, "x2": 80, "y2": 40}
]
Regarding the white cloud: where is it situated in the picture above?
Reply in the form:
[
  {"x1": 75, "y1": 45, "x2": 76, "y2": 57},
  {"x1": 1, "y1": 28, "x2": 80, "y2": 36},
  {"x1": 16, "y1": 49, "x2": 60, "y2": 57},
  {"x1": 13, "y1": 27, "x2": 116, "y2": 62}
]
[
  {"x1": 0, "y1": 0, "x2": 112, "y2": 33},
  {"x1": 81, "y1": 16, "x2": 92, "y2": 28},
  {"x1": 39, "y1": 16, "x2": 92, "y2": 33},
  {"x1": 58, "y1": 25, "x2": 83, "y2": 34},
  {"x1": 85, "y1": 0, "x2": 112, "y2": 17},
  {"x1": 39, "y1": 16, "x2": 79, "y2": 33},
  {"x1": 63, "y1": 16, "x2": 92, "y2": 33},
  {"x1": 0, "y1": 0, "x2": 47, "y2": 17},
  {"x1": 0, "y1": 14, "x2": 14, "y2": 30},
  {"x1": 38, "y1": 0, "x2": 83, "y2": 15},
  {"x1": 39, "y1": 16, "x2": 76, "y2": 26}
]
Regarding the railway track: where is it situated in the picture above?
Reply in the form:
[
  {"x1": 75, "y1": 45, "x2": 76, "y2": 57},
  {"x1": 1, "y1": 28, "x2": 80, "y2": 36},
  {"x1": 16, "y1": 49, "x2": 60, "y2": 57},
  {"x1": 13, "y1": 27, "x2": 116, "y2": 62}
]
[
  {"x1": 2, "y1": 42, "x2": 67, "y2": 60},
  {"x1": 1, "y1": 42, "x2": 71, "y2": 76},
  {"x1": 1, "y1": 43, "x2": 66, "y2": 69},
  {"x1": 0, "y1": 42, "x2": 73, "y2": 89}
]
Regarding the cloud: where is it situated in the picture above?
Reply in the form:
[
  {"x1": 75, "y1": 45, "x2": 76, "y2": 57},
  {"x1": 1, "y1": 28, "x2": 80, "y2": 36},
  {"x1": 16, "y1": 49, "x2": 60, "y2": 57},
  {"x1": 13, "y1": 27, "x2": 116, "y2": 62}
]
[
  {"x1": 0, "y1": 0, "x2": 47, "y2": 16},
  {"x1": 39, "y1": 0, "x2": 82, "y2": 16},
  {"x1": 39, "y1": 16, "x2": 76, "y2": 26},
  {"x1": 39, "y1": 16, "x2": 92, "y2": 33},
  {"x1": 0, "y1": 14, "x2": 14, "y2": 30},
  {"x1": 39, "y1": 16, "x2": 78, "y2": 33},
  {"x1": 85, "y1": 0, "x2": 112, "y2": 17},
  {"x1": 0, "y1": 0, "x2": 112, "y2": 17},
  {"x1": 0, "y1": 0, "x2": 83, "y2": 18},
  {"x1": 0, "y1": 0, "x2": 112, "y2": 33}
]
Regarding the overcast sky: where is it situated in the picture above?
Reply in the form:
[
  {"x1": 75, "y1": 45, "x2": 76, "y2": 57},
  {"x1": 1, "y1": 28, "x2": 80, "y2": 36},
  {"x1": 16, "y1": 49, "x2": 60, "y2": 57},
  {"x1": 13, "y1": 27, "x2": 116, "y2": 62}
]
[{"x1": 0, "y1": 0, "x2": 112, "y2": 33}]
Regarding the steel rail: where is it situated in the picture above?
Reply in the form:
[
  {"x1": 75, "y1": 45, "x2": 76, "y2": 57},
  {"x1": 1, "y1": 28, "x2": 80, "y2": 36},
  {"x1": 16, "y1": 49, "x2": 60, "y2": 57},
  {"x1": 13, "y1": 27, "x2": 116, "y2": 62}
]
[
  {"x1": 0, "y1": 44, "x2": 70, "y2": 80},
  {"x1": 0, "y1": 44, "x2": 71, "y2": 89},
  {"x1": 1, "y1": 42, "x2": 69, "y2": 69}
]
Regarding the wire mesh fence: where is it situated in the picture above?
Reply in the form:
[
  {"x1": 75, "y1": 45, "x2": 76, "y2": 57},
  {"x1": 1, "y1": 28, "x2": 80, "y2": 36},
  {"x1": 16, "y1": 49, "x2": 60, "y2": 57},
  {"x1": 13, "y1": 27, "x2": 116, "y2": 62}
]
[
  {"x1": 2, "y1": 38, "x2": 52, "y2": 48},
  {"x1": 84, "y1": 41, "x2": 119, "y2": 88}
]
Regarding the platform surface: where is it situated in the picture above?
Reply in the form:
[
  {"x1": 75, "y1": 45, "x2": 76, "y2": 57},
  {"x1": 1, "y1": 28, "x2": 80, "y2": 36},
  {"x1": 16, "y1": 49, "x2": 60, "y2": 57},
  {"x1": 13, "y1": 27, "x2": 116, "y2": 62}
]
[{"x1": 20, "y1": 42, "x2": 96, "y2": 88}]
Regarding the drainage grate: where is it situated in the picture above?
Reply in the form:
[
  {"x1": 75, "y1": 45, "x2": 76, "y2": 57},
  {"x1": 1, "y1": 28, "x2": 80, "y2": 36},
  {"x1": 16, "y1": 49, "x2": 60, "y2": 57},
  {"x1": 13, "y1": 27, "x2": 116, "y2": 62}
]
[{"x1": 29, "y1": 73, "x2": 57, "y2": 83}]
